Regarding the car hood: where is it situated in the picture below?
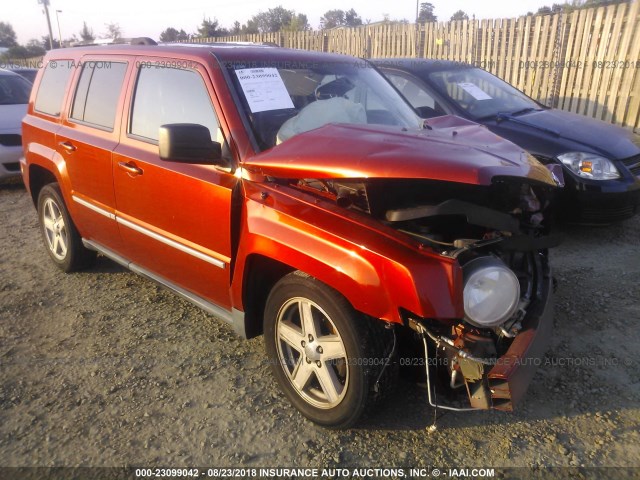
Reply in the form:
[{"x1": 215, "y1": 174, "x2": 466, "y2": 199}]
[
  {"x1": 242, "y1": 116, "x2": 556, "y2": 187},
  {"x1": 488, "y1": 109, "x2": 640, "y2": 160},
  {"x1": 0, "y1": 104, "x2": 28, "y2": 132}
]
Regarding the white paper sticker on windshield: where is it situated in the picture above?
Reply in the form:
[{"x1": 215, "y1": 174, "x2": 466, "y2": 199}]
[
  {"x1": 457, "y1": 82, "x2": 492, "y2": 101},
  {"x1": 235, "y1": 68, "x2": 294, "y2": 113}
]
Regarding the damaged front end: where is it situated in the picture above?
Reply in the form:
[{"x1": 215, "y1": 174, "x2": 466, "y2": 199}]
[
  {"x1": 242, "y1": 121, "x2": 562, "y2": 412},
  {"x1": 294, "y1": 175, "x2": 558, "y2": 411}
]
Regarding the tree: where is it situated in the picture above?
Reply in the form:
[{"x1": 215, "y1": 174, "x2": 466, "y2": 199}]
[
  {"x1": 2, "y1": 45, "x2": 28, "y2": 59},
  {"x1": 320, "y1": 10, "x2": 345, "y2": 29},
  {"x1": 379, "y1": 14, "x2": 410, "y2": 24},
  {"x1": 229, "y1": 19, "x2": 259, "y2": 35},
  {"x1": 79, "y1": 22, "x2": 95, "y2": 42},
  {"x1": 417, "y1": 2, "x2": 437, "y2": 23},
  {"x1": 159, "y1": 27, "x2": 189, "y2": 42},
  {"x1": 283, "y1": 14, "x2": 309, "y2": 32},
  {"x1": 0, "y1": 22, "x2": 18, "y2": 48},
  {"x1": 2, "y1": 39, "x2": 46, "y2": 60},
  {"x1": 450, "y1": 10, "x2": 469, "y2": 21},
  {"x1": 529, "y1": 0, "x2": 626, "y2": 16},
  {"x1": 103, "y1": 22, "x2": 122, "y2": 39},
  {"x1": 196, "y1": 17, "x2": 228, "y2": 38},
  {"x1": 320, "y1": 9, "x2": 362, "y2": 29},
  {"x1": 344, "y1": 9, "x2": 363, "y2": 27},
  {"x1": 241, "y1": 19, "x2": 259, "y2": 34},
  {"x1": 250, "y1": 6, "x2": 308, "y2": 33},
  {"x1": 40, "y1": 35, "x2": 60, "y2": 50}
]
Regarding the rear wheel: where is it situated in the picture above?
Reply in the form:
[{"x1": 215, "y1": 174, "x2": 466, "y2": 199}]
[
  {"x1": 264, "y1": 271, "x2": 396, "y2": 428},
  {"x1": 37, "y1": 183, "x2": 96, "y2": 272}
]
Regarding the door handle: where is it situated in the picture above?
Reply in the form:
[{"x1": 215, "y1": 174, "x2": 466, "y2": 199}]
[
  {"x1": 59, "y1": 141, "x2": 76, "y2": 152},
  {"x1": 118, "y1": 162, "x2": 143, "y2": 176}
]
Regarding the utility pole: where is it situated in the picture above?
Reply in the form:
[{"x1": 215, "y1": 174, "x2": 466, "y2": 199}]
[
  {"x1": 56, "y1": 10, "x2": 62, "y2": 46},
  {"x1": 38, "y1": 0, "x2": 55, "y2": 49}
]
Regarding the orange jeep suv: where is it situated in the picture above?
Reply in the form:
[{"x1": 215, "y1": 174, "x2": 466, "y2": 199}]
[{"x1": 22, "y1": 42, "x2": 561, "y2": 428}]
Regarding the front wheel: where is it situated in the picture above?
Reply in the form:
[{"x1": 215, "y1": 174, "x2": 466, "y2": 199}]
[{"x1": 264, "y1": 271, "x2": 396, "y2": 428}]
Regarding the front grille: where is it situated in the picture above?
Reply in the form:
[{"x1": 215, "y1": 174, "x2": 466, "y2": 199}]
[
  {"x1": 3, "y1": 162, "x2": 20, "y2": 172},
  {"x1": 0, "y1": 134, "x2": 22, "y2": 147},
  {"x1": 621, "y1": 154, "x2": 640, "y2": 177}
]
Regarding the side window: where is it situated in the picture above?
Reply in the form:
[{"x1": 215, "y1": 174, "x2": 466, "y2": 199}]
[
  {"x1": 70, "y1": 61, "x2": 128, "y2": 130},
  {"x1": 34, "y1": 60, "x2": 73, "y2": 116},
  {"x1": 130, "y1": 65, "x2": 218, "y2": 142},
  {"x1": 387, "y1": 73, "x2": 436, "y2": 109}
]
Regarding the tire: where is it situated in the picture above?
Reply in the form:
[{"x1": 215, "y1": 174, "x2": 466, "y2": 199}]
[
  {"x1": 264, "y1": 271, "x2": 396, "y2": 428},
  {"x1": 37, "y1": 183, "x2": 96, "y2": 272}
]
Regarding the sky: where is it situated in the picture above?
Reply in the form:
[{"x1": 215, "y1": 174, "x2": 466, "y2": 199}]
[{"x1": 6, "y1": 0, "x2": 554, "y2": 45}]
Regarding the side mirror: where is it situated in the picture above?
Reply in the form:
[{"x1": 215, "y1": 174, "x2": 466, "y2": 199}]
[{"x1": 158, "y1": 123, "x2": 222, "y2": 163}]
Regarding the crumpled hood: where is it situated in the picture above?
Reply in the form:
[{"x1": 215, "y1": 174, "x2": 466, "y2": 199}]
[
  {"x1": 0, "y1": 104, "x2": 27, "y2": 132},
  {"x1": 242, "y1": 116, "x2": 557, "y2": 186},
  {"x1": 489, "y1": 109, "x2": 640, "y2": 160}
]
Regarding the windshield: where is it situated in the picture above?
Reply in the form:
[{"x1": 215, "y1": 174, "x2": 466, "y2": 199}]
[
  {"x1": 226, "y1": 60, "x2": 421, "y2": 151},
  {"x1": 428, "y1": 68, "x2": 540, "y2": 120},
  {"x1": 0, "y1": 74, "x2": 31, "y2": 105}
]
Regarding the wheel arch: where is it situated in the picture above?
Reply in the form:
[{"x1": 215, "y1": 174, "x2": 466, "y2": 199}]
[
  {"x1": 240, "y1": 253, "x2": 295, "y2": 339},
  {"x1": 28, "y1": 163, "x2": 59, "y2": 206},
  {"x1": 239, "y1": 252, "x2": 388, "y2": 340}
]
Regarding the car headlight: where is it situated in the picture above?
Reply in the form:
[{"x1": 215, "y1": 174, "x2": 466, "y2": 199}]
[
  {"x1": 463, "y1": 257, "x2": 520, "y2": 328},
  {"x1": 557, "y1": 152, "x2": 620, "y2": 180}
]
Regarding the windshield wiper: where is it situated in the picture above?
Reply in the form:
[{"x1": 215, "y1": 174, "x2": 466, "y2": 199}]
[
  {"x1": 475, "y1": 107, "x2": 541, "y2": 122},
  {"x1": 499, "y1": 107, "x2": 542, "y2": 117},
  {"x1": 493, "y1": 108, "x2": 560, "y2": 136}
]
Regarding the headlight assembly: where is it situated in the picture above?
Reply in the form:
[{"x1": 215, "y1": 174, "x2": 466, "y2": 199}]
[
  {"x1": 462, "y1": 257, "x2": 520, "y2": 328},
  {"x1": 557, "y1": 152, "x2": 620, "y2": 180}
]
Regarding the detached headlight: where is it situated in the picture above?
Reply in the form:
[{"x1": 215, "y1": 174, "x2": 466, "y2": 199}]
[
  {"x1": 557, "y1": 152, "x2": 620, "y2": 180},
  {"x1": 463, "y1": 257, "x2": 520, "y2": 328}
]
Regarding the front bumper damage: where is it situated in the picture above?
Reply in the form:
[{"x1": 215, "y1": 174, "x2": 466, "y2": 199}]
[
  {"x1": 487, "y1": 272, "x2": 553, "y2": 410},
  {"x1": 411, "y1": 263, "x2": 554, "y2": 412}
]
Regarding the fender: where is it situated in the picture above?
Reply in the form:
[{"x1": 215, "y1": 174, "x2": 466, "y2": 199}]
[
  {"x1": 21, "y1": 115, "x2": 71, "y2": 202},
  {"x1": 232, "y1": 180, "x2": 464, "y2": 323}
]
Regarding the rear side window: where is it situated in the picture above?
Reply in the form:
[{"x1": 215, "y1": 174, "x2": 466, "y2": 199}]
[
  {"x1": 130, "y1": 66, "x2": 218, "y2": 142},
  {"x1": 71, "y1": 61, "x2": 128, "y2": 130},
  {"x1": 34, "y1": 60, "x2": 73, "y2": 116}
]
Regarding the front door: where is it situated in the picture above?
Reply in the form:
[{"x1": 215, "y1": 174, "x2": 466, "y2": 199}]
[{"x1": 112, "y1": 60, "x2": 237, "y2": 309}]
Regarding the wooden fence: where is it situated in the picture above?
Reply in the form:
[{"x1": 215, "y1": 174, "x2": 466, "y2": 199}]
[{"x1": 190, "y1": 1, "x2": 640, "y2": 132}]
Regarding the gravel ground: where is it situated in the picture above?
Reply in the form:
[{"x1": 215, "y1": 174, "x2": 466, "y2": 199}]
[{"x1": 1, "y1": 180, "x2": 639, "y2": 472}]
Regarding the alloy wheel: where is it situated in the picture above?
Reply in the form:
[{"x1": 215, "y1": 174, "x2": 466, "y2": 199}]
[{"x1": 275, "y1": 297, "x2": 349, "y2": 409}]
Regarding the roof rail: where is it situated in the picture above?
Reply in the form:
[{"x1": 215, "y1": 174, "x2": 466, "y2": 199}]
[
  {"x1": 167, "y1": 41, "x2": 280, "y2": 48},
  {"x1": 117, "y1": 37, "x2": 157, "y2": 46},
  {"x1": 70, "y1": 37, "x2": 157, "y2": 47}
]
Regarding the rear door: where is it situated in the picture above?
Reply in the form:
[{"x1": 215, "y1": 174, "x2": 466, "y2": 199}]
[
  {"x1": 57, "y1": 57, "x2": 133, "y2": 251},
  {"x1": 112, "y1": 58, "x2": 237, "y2": 309}
]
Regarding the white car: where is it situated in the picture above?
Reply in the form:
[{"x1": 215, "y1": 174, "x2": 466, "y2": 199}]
[{"x1": 0, "y1": 69, "x2": 31, "y2": 180}]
